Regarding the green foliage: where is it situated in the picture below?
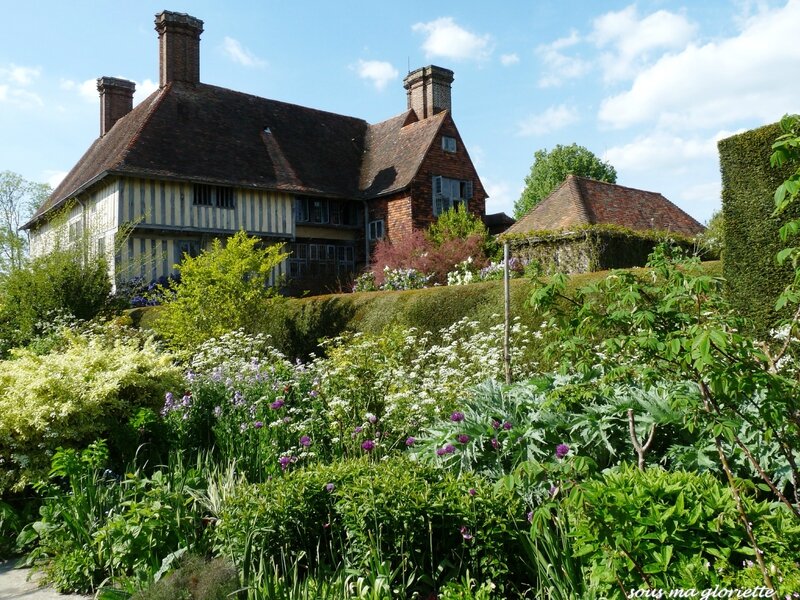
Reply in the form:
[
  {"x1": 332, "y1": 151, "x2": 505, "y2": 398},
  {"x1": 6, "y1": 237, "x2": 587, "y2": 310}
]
[
  {"x1": 771, "y1": 113, "x2": 800, "y2": 312},
  {"x1": 0, "y1": 246, "x2": 111, "y2": 354},
  {"x1": 502, "y1": 223, "x2": 699, "y2": 275},
  {"x1": 719, "y1": 122, "x2": 799, "y2": 333},
  {"x1": 0, "y1": 329, "x2": 183, "y2": 492},
  {"x1": 514, "y1": 143, "x2": 617, "y2": 218},
  {"x1": 24, "y1": 443, "x2": 207, "y2": 594},
  {"x1": 564, "y1": 465, "x2": 800, "y2": 597},
  {"x1": 698, "y1": 209, "x2": 725, "y2": 258},
  {"x1": 0, "y1": 171, "x2": 51, "y2": 275},
  {"x1": 214, "y1": 457, "x2": 528, "y2": 595},
  {"x1": 152, "y1": 231, "x2": 288, "y2": 351},
  {"x1": 162, "y1": 331, "x2": 324, "y2": 481},
  {"x1": 426, "y1": 204, "x2": 492, "y2": 250},
  {"x1": 130, "y1": 555, "x2": 239, "y2": 600}
]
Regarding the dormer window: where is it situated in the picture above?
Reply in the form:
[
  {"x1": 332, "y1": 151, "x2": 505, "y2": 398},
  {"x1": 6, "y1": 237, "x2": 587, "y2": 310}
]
[{"x1": 442, "y1": 136, "x2": 457, "y2": 153}]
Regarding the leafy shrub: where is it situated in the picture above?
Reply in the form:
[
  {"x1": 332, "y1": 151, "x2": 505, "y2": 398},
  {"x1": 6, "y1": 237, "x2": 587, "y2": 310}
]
[
  {"x1": 564, "y1": 465, "x2": 800, "y2": 597},
  {"x1": 130, "y1": 554, "x2": 239, "y2": 600},
  {"x1": 214, "y1": 457, "x2": 529, "y2": 595},
  {"x1": 152, "y1": 231, "x2": 288, "y2": 351},
  {"x1": 24, "y1": 442, "x2": 206, "y2": 594},
  {"x1": 369, "y1": 228, "x2": 488, "y2": 286},
  {"x1": 0, "y1": 247, "x2": 111, "y2": 355},
  {"x1": 0, "y1": 329, "x2": 183, "y2": 492}
]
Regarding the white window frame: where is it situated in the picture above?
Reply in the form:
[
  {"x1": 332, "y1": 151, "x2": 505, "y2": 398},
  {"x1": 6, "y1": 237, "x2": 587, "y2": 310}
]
[
  {"x1": 432, "y1": 176, "x2": 474, "y2": 216},
  {"x1": 368, "y1": 219, "x2": 385, "y2": 241}
]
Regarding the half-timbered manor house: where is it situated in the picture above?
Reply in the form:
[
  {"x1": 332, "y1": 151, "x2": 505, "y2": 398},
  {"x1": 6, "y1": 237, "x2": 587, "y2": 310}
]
[{"x1": 22, "y1": 10, "x2": 487, "y2": 293}]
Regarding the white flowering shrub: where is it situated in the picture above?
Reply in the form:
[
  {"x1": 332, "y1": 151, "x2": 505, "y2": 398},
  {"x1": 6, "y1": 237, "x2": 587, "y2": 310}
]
[
  {"x1": 446, "y1": 256, "x2": 526, "y2": 286},
  {"x1": 381, "y1": 266, "x2": 432, "y2": 290},
  {"x1": 312, "y1": 317, "x2": 533, "y2": 448},
  {"x1": 446, "y1": 257, "x2": 477, "y2": 286}
]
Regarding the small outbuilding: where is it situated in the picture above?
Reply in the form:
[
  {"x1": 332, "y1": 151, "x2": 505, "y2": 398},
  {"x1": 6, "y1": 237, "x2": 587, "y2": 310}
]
[{"x1": 501, "y1": 175, "x2": 705, "y2": 274}]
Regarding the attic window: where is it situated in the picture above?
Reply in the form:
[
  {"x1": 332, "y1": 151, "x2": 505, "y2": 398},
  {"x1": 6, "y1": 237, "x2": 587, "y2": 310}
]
[
  {"x1": 193, "y1": 184, "x2": 236, "y2": 209},
  {"x1": 442, "y1": 136, "x2": 457, "y2": 153}
]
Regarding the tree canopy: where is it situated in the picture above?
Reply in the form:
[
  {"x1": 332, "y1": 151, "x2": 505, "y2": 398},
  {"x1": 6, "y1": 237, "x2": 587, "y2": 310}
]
[
  {"x1": 0, "y1": 171, "x2": 51, "y2": 274},
  {"x1": 514, "y1": 144, "x2": 617, "y2": 219}
]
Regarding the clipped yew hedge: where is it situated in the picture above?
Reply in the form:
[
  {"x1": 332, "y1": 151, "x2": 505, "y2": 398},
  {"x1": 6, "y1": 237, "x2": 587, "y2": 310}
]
[
  {"x1": 719, "y1": 122, "x2": 799, "y2": 333},
  {"x1": 136, "y1": 263, "x2": 720, "y2": 361}
]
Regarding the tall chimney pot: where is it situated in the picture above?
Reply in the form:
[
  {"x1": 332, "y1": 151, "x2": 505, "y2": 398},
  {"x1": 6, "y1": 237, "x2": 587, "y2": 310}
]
[
  {"x1": 403, "y1": 65, "x2": 454, "y2": 119},
  {"x1": 97, "y1": 77, "x2": 135, "y2": 136},
  {"x1": 155, "y1": 10, "x2": 204, "y2": 87}
]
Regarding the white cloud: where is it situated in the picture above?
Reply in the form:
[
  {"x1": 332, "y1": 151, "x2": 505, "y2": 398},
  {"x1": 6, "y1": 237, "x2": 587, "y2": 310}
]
[
  {"x1": 536, "y1": 30, "x2": 590, "y2": 87},
  {"x1": 599, "y1": 1, "x2": 800, "y2": 130},
  {"x1": 500, "y1": 53, "x2": 519, "y2": 66},
  {"x1": 0, "y1": 63, "x2": 43, "y2": 107},
  {"x1": 0, "y1": 64, "x2": 40, "y2": 86},
  {"x1": 679, "y1": 181, "x2": 722, "y2": 213},
  {"x1": 133, "y1": 78, "x2": 159, "y2": 103},
  {"x1": 42, "y1": 170, "x2": 68, "y2": 189},
  {"x1": 412, "y1": 17, "x2": 492, "y2": 61},
  {"x1": 603, "y1": 131, "x2": 725, "y2": 173},
  {"x1": 518, "y1": 104, "x2": 579, "y2": 136},
  {"x1": 222, "y1": 36, "x2": 267, "y2": 68},
  {"x1": 591, "y1": 6, "x2": 697, "y2": 82},
  {"x1": 67, "y1": 78, "x2": 98, "y2": 103},
  {"x1": 483, "y1": 177, "x2": 517, "y2": 216},
  {"x1": 353, "y1": 60, "x2": 398, "y2": 91}
]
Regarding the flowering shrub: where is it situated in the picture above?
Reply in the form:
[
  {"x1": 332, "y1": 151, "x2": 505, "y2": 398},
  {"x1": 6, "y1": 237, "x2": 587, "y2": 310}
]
[
  {"x1": 352, "y1": 267, "x2": 432, "y2": 292},
  {"x1": 161, "y1": 332, "x2": 324, "y2": 481},
  {"x1": 447, "y1": 256, "x2": 526, "y2": 286},
  {"x1": 314, "y1": 317, "x2": 533, "y2": 450},
  {"x1": 380, "y1": 266, "x2": 432, "y2": 290}
]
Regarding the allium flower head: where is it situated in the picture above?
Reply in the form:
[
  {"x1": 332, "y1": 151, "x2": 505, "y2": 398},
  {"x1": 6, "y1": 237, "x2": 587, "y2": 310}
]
[
  {"x1": 253, "y1": 421, "x2": 264, "y2": 429},
  {"x1": 279, "y1": 456, "x2": 292, "y2": 470},
  {"x1": 270, "y1": 399, "x2": 285, "y2": 410},
  {"x1": 555, "y1": 443, "x2": 570, "y2": 459},
  {"x1": 300, "y1": 435, "x2": 311, "y2": 447},
  {"x1": 468, "y1": 488, "x2": 477, "y2": 496},
  {"x1": 491, "y1": 438, "x2": 500, "y2": 450},
  {"x1": 325, "y1": 483, "x2": 335, "y2": 492},
  {"x1": 405, "y1": 437, "x2": 416, "y2": 446},
  {"x1": 361, "y1": 439, "x2": 375, "y2": 452},
  {"x1": 457, "y1": 434, "x2": 470, "y2": 444},
  {"x1": 503, "y1": 421, "x2": 512, "y2": 430},
  {"x1": 450, "y1": 411, "x2": 465, "y2": 422},
  {"x1": 436, "y1": 443, "x2": 456, "y2": 456}
]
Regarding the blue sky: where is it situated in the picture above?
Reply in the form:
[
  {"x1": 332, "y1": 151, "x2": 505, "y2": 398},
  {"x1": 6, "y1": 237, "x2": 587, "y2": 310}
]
[{"x1": 2, "y1": 0, "x2": 799, "y2": 223}]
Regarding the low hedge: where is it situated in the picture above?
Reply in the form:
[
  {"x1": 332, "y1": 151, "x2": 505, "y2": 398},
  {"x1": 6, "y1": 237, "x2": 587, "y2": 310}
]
[{"x1": 133, "y1": 262, "x2": 722, "y2": 361}]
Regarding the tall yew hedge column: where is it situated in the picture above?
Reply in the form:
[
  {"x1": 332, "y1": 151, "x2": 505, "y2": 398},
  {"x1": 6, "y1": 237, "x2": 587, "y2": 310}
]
[{"x1": 718, "y1": 123, "x2": 799, "y2": 333}]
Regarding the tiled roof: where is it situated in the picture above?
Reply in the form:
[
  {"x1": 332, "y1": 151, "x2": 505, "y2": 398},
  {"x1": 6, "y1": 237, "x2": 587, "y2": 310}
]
[
  {"x1": 505, "y1": 175, "x2": 705, "y2": 237},
  {"x1": 360, "y1": 110, "x2": 446, "y2": 197},
  {"x1": 27, "y1": 82, "x2": 444, "y2": 228}
]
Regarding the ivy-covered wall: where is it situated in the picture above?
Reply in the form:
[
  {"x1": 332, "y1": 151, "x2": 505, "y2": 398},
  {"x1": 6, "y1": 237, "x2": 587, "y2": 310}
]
[
  {"x1": 718, "y1": 123, "x2": 798, "y2": 333},
  {"x1": 504, "y1": 226, "x2": 696, "y2": 275}
]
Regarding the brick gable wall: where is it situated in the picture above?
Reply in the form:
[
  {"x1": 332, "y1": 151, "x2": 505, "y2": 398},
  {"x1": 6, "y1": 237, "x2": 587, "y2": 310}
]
[{"x1": 409, "y1": 114, "x2": 486, "y2": 231}]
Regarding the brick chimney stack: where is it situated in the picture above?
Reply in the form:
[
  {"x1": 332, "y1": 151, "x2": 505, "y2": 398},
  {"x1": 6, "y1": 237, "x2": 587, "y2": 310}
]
[
  {"x1": 97, "y1": 77, "x2": 135, "y2": 137},
  {"x1": 403, "y1": 65, "x2": 454, "y2": 119},
  {"x1": 155, "y1": 10, "x2": 204, "y2": 87}
]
